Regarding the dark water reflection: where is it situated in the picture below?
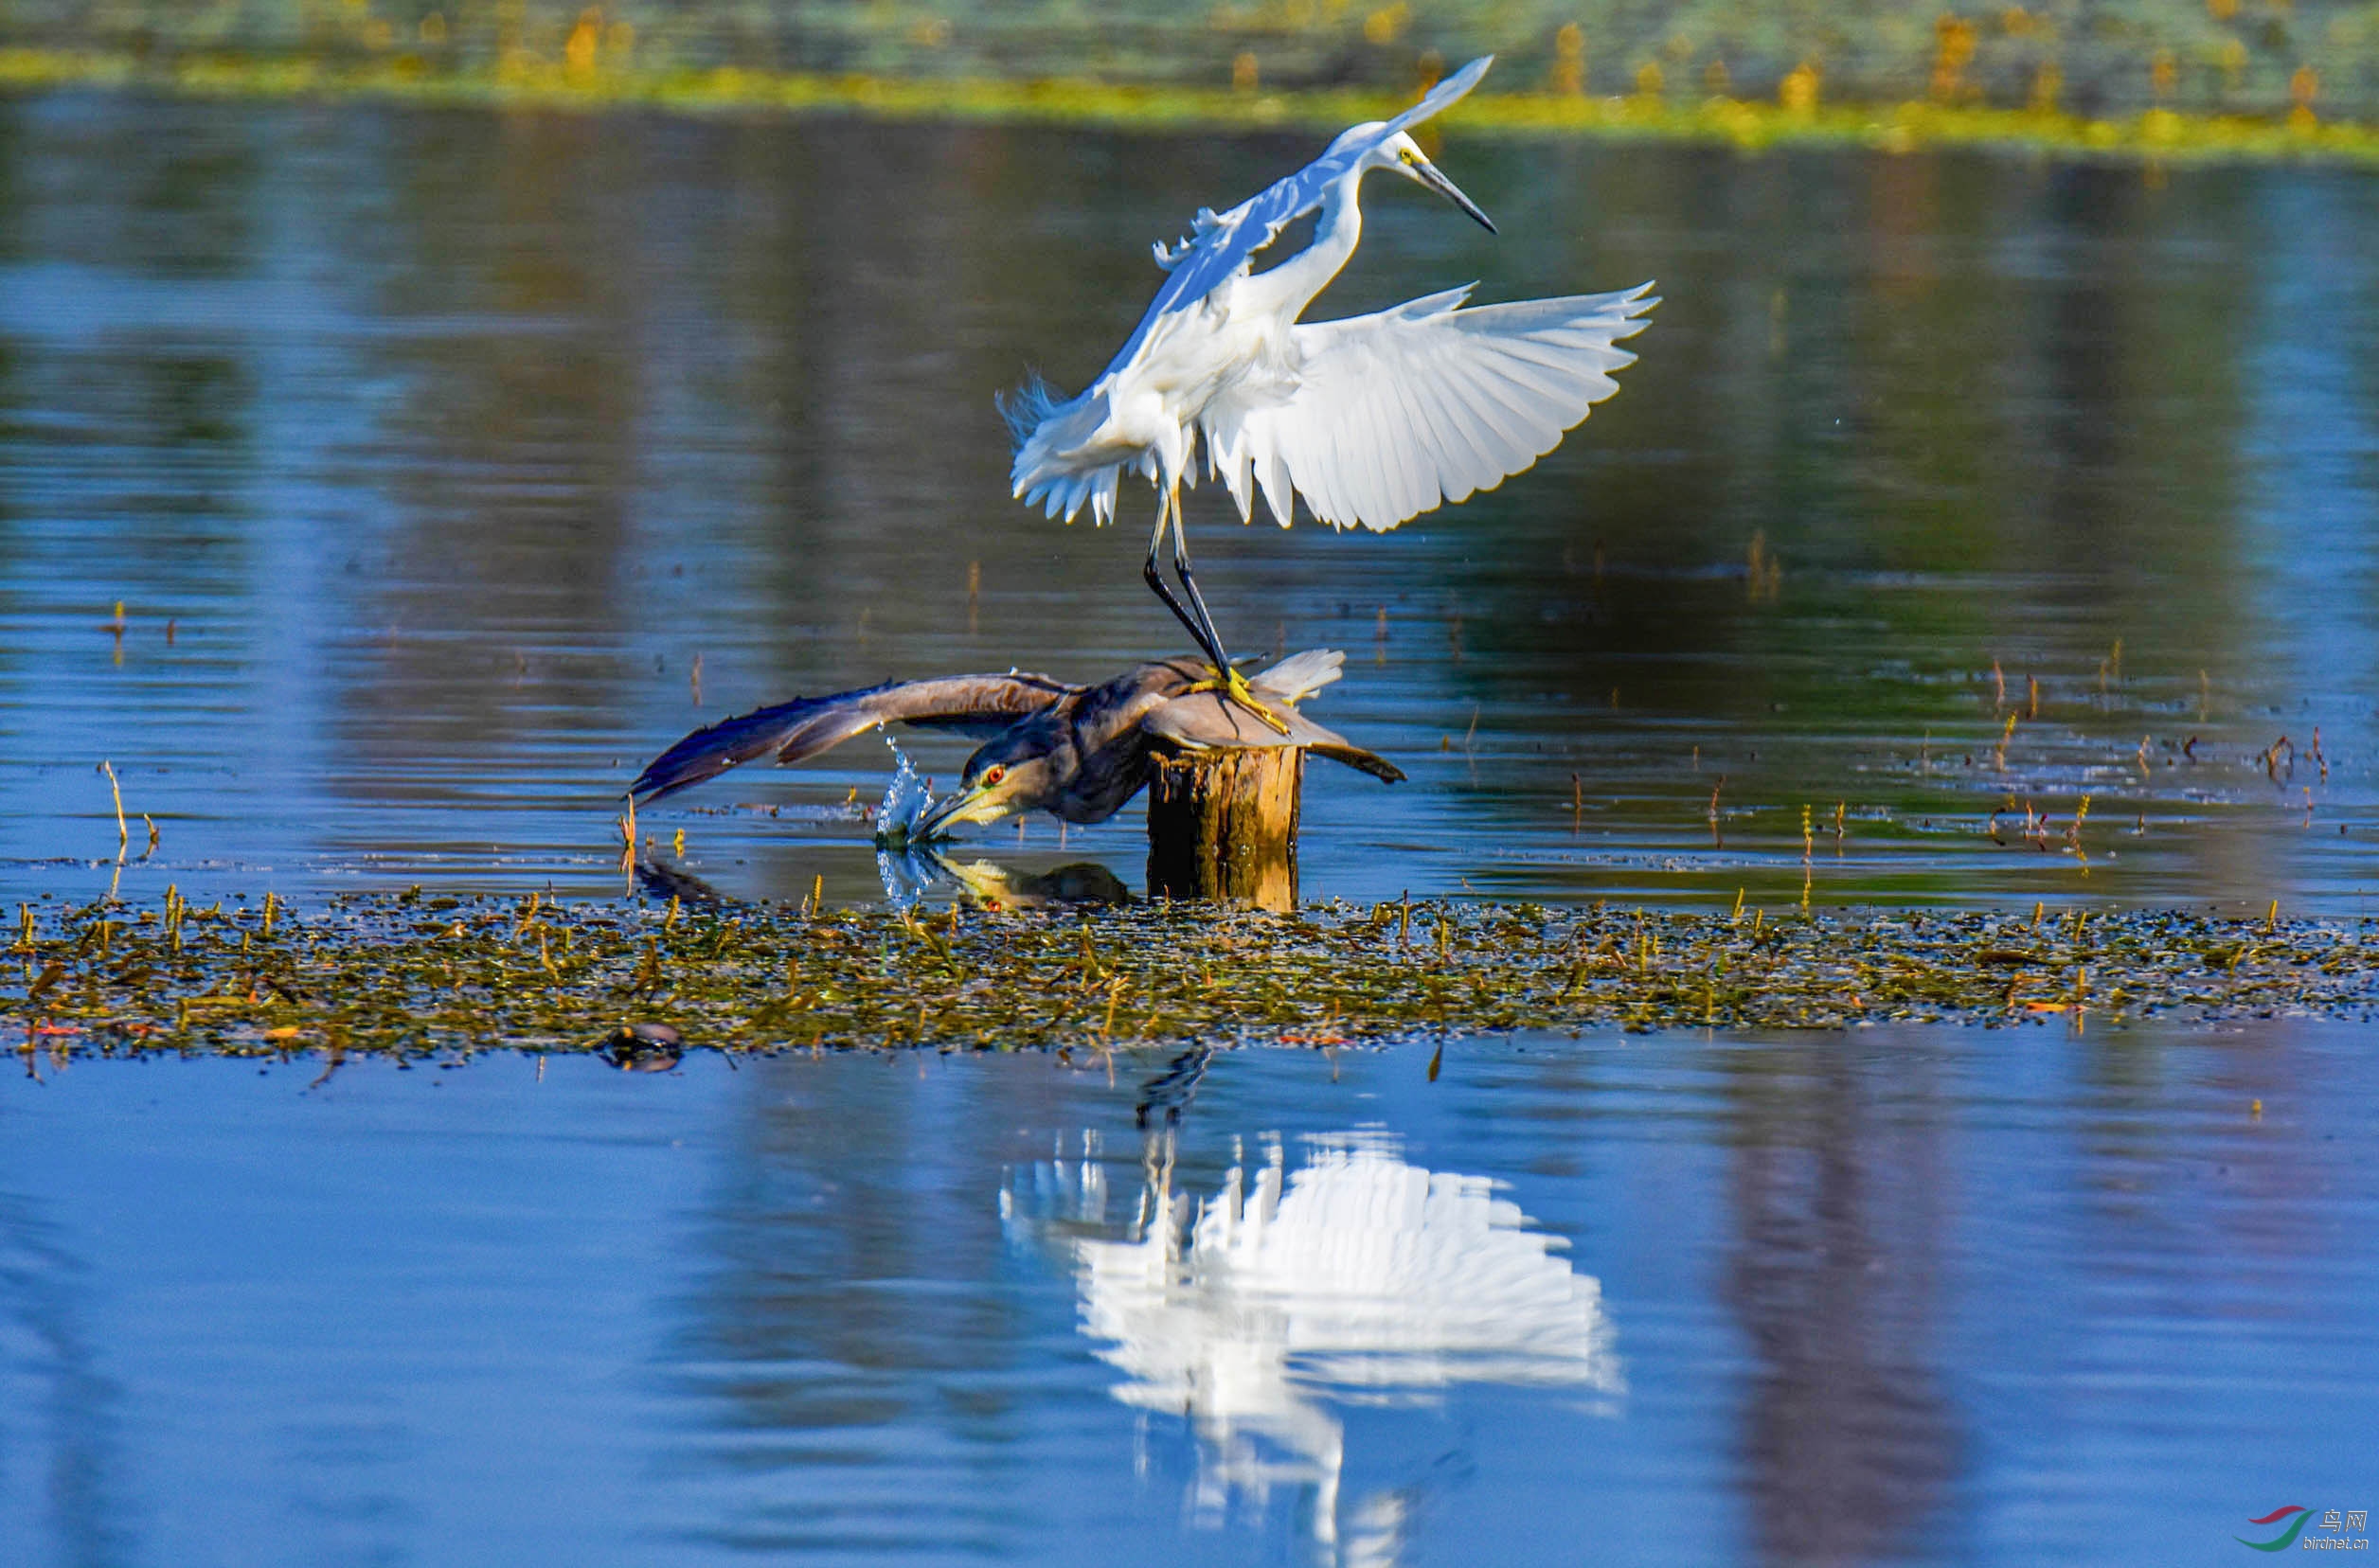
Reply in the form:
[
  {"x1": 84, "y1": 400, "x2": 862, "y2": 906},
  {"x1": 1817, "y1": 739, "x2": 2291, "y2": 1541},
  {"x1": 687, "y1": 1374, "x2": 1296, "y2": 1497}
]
[
  {"x1": 2, "y1": 92, "x2": 2377, "y2": 913},
  {"x1": 4, "y1": 1028, "x2": 2374, "y2": 1565},
  {"x1": 1724, "y1": 1046, "x2": 1961, "y2": 1563}
]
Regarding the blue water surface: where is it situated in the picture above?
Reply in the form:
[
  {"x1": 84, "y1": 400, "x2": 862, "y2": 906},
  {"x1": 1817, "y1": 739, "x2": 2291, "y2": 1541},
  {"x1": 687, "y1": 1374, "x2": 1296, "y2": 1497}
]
[{"x1": 3, "y1": 1025, "x2": 2373, "y2": 1566}]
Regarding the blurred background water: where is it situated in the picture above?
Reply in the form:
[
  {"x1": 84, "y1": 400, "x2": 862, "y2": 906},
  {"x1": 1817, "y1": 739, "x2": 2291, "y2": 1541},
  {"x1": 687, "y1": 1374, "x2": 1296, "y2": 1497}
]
[
  {"x1": 1, "y1": 89, "x2": 2375, "y2": 912},
  {"x1": 3, "y1": 1027, "x2": 2373, "y2": 1566},
  {"x1": 4, "y1": 0, "x2": 2375, "y2": 118}
]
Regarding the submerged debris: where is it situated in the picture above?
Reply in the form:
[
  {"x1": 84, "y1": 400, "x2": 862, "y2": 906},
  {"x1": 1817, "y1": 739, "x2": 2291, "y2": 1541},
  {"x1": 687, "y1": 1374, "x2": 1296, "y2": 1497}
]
[
  {"x1": 5, "y1": 891, "x2": 2374, "y2": 1061},
  {"x1": 601, "y1": 1021, "x2": 685, "y2": 1071}
]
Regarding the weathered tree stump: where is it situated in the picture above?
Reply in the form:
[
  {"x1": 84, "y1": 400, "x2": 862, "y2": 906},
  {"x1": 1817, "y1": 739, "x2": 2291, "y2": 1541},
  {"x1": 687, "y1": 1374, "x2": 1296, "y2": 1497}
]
[{"x1": 1145, "y1": 745, "x2": 1304, "y2": 910}]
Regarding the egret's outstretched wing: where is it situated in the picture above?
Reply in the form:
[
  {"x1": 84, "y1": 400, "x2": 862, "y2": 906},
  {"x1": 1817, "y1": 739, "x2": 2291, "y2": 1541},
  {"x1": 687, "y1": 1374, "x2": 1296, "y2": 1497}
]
[
  {"x1": 1100, "y1": 55, "x2": 1494, "y2": 378},
  {"x1": 631, "y1": 673, "x2": 1077, "y2": 803},
  {"x1": 1208, "y1": 280, "x2": 1656, "y2": 533},
  {"x1": 1144, "y1": 693, "x2": 1406, "y2": 784}
]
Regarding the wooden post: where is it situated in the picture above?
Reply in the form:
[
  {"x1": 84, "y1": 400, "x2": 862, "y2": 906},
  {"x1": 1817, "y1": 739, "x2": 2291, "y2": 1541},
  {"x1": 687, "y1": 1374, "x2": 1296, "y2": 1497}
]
[{"x1": 1145, "y1": 746, "x2": 1303, "y2": 910}]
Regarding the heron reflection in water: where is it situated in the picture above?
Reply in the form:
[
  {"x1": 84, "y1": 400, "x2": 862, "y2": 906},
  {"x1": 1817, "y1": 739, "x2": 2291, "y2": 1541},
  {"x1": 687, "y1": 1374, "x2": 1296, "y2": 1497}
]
[
  {"x1": 632, "y1": 841, "x2": 1133, "y2": 915},
  {"x1": 628, "y1": 649, "x2": 1399, "y2": 837},
  {"x1": 1004, "y1": 54, "x2": 1655, "y2": 727},
  {"x1": 1004, "y1": 1123, "x2": 1619, "y2": 1560}
]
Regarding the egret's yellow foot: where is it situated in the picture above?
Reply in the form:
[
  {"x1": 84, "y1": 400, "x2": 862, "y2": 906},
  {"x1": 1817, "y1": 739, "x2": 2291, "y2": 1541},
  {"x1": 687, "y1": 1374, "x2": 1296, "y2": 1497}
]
[{"x1": 1188, "y1": 667, "x2": 1294, "y2": 736}]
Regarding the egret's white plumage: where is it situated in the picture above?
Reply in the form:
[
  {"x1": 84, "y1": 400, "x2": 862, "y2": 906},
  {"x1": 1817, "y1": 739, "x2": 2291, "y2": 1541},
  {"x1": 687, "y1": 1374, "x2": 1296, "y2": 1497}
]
[
  {"x1": 1203, "y1": 280, "x2": 1655, "y2": 533},
  {"x1": 1002, "y1": 54, "x2": 1654, "y2": 710}
]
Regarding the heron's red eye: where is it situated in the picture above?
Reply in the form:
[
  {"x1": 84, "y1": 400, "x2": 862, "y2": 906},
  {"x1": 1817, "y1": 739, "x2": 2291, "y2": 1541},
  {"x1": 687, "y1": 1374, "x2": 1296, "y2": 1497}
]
[{"x1": 980, "y1": 765, "x2": 1006, "y2": 787}]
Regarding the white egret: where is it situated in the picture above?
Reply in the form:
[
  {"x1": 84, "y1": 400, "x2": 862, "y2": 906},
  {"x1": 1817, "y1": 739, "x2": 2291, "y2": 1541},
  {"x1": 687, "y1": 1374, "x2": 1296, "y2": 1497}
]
[{"x1": 1003, "y1": 54, "x2": 1656, "y2": 727}]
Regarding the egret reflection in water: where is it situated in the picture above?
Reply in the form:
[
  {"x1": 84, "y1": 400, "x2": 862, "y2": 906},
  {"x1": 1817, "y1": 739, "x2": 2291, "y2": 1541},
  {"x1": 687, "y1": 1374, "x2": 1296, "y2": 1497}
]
[{"x1": 1003, "y1": 1131, "x2": 1619, "y2": 1558}]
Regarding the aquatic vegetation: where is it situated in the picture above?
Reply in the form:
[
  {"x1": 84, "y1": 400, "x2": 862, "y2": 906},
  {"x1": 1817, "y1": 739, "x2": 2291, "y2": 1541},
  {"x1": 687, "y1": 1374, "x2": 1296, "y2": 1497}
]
[
  {"x1": 3, "y1": 45, "x2": 2377, "y2": 167},
  {"x1": 7, "y1": 888, "x2": 2373, "y2": 1063}
]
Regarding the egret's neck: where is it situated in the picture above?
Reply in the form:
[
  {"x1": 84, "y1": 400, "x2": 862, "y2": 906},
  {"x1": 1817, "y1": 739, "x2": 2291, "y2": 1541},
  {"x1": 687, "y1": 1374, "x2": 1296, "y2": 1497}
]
[{"x1": 1249, "y1": 169, "x2": 1366, "y2": 320}]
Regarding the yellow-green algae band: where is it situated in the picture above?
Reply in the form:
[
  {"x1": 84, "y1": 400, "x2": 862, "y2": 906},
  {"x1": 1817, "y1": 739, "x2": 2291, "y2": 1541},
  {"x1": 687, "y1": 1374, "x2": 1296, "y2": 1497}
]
[
  {"x1": 4, "y1": 47, "x2": 2378, "y2": 168},
  {"x1": 8, "y1": 891, "x2": 2375, "y2": 1061}
]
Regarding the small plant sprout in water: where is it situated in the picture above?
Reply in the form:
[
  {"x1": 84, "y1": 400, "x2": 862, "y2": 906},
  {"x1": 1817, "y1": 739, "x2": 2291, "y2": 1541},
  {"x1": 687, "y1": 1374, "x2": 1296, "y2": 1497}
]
[
  {"x1": 1746, "y1": 531, "x2": 1782, "y2": 602},
  {"x1": 98, "y1": 758, "x2": 128, "y2": 853}
]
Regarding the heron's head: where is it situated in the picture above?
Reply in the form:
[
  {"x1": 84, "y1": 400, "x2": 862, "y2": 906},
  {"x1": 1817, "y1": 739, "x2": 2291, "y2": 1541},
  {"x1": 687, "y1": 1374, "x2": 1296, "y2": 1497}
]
[
  {"x1": 1375, "y1": 131, "x2": 1496, "y2": 233},
  {"x1": 914, "y1": 734, "x2": 1057, "y2": 836}
]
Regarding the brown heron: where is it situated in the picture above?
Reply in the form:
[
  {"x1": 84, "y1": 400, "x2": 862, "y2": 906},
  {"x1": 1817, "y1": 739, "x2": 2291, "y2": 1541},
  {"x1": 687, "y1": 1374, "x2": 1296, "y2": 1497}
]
[{"x1": 628, "y1": 649, "x2": 1401, "y2": 837}]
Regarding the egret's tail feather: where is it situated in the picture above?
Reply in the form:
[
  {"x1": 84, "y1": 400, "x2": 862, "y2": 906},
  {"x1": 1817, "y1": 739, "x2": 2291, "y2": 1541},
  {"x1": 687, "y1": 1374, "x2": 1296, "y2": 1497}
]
[
  {"x1": 1006, "y1": 373, "x2": 1124, "y2": 525},
  {"x1": 996, "y1": 370, "x2": 1067, "y2": 451},
  {"x1": 1018, "y1": 465, "x2": 1120, "y2": 526}
]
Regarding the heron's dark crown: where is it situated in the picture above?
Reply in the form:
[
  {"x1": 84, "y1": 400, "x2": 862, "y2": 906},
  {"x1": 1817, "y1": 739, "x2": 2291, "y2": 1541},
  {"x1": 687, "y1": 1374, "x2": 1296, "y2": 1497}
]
[{"x1": 960, "y1": 721, "x2": 1059, "y2": 785}]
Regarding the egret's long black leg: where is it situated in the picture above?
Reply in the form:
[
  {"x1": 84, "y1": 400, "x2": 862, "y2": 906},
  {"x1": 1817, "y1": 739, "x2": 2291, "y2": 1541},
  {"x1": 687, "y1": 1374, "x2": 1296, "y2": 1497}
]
[
  {"x1": 1142, "y1": 490, "x2": 1209, "y2": 657},
  {"x1": 1170, "y1": 498, "x2": 1291, "y2": 735},
  {"x1": 1167, "y1": 505, "x2": 1235, "y2": 678}
]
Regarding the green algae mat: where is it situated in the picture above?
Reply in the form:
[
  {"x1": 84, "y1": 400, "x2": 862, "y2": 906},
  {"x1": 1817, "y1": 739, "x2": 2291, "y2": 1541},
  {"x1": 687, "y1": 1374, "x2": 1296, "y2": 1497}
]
[{"x1": 7, "y1": 889, "x2": 2375, "y2": 1062}]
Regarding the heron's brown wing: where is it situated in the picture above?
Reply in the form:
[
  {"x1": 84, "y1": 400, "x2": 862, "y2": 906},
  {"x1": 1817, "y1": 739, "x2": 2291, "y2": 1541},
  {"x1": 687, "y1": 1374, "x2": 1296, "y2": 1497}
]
[
  {"x1": 631, "y1": 673, "x2": 1076, "y2": 803},
  {"x1": 1142, "y1": 694, "x2": 1406, "y2": 784}
]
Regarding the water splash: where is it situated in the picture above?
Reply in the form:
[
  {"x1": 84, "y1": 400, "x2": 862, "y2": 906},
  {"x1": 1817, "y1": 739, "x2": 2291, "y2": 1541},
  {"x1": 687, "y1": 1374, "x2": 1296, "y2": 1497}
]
[
  {"x1": 872, "y1": 737, "x2": 937, "y2": 849},
  {"x1": 875, "y1": 844, "x2": 952, "y2": 909}
]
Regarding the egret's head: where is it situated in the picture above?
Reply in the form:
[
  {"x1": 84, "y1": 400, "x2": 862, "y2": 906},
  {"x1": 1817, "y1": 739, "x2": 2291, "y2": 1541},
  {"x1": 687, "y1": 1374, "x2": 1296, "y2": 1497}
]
[
  {"x1": 1374, "y1": 130, "x2": 1496, "y2": 233},
  {"x1": 914, "y1": 734, "x2": 1056, "y2": 836}
]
